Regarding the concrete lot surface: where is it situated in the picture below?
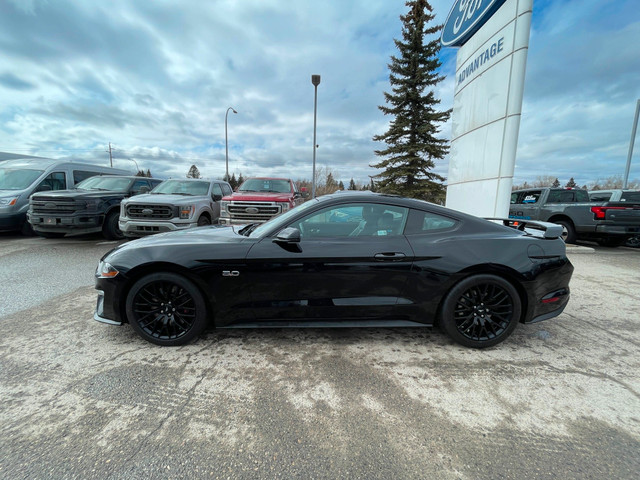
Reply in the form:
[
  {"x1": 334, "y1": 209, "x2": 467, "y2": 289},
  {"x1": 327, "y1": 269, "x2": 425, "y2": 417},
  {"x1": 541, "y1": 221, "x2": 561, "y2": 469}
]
[{"x1": 0, "y1": 240, "x2": 639, "y2": 479}]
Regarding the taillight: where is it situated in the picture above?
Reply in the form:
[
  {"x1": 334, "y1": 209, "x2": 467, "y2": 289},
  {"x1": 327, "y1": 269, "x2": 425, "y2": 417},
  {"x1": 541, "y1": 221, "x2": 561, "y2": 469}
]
[{"x1": 590, "y1": 206, "x2": 626, "y2": 220}]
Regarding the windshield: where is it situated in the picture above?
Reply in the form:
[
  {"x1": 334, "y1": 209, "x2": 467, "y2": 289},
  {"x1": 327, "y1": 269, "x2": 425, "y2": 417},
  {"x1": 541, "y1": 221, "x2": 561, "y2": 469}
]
[
  {"x1": 238, "y1": 178, "x2": 292, "y2": 194},
  {"x1": 75, "y1": 176, "x2": 132, "y2": 191},
  {"x1": 0, "y1": 168, "x2": 44, "y2": 190},
  {"x1": 150, "y1": 179, "x2": 209, "y2": 196},
  {"x1": 248, "y1": 198, "x2": 320, "y2": 237}
]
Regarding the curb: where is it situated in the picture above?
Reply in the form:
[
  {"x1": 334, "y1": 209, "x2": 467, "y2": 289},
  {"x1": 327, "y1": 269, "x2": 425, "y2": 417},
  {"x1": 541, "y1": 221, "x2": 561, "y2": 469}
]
[{"x1": 565, "y1": 245, "x2": 595, "y2": 254}]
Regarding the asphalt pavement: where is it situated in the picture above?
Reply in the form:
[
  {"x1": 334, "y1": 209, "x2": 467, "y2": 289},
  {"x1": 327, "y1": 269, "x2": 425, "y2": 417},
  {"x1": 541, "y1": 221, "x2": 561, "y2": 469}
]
[{"x1": 0, "y1": 234, "x2": 638, "y2": 479}]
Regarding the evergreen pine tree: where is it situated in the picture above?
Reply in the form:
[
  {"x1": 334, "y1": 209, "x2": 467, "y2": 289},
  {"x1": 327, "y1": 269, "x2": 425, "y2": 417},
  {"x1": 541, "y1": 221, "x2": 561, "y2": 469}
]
[
  {"x1": 186, "y1": 165, "x2": 201, "y2": 178},
  {"x1": 552, "y1": 178, "x2": 560, "y2": 187},
  {"x1": 338, "y1": 180, "x2": 345, "y2": 190},
  {"x1": 565, "y1": 177, "x2": 577, "y2": 188},
  {"x1": 348, "y1": 178, "x2": 357, "y2": 190},
  {"x1": 229, "y1": 173, "x2": 237, "y2": 189},
  {"x1": 372, "y1": 0, "x2": 450, "y2": 202},
  {"x1": 146, "y1": 169, "x2": 152, "y2": 177},
  {"x1": 237, "y1": 173, "x2": 245, "y2": 186}
]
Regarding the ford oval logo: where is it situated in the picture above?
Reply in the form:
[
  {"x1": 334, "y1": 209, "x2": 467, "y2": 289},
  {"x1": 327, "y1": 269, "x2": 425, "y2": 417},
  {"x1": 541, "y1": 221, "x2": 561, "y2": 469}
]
[
  {"x1": 245, "y1": 207, "x2": 259, "y2": 214},
  {"x1": 141, "y1": 208, "x2": 153, "y2": 215},
  {"x1": 45, "y1": 203, "x2": 56, "y2": 209},
  {"x1": 441, "y1": 0, "x2": 507, "y2": 47}
]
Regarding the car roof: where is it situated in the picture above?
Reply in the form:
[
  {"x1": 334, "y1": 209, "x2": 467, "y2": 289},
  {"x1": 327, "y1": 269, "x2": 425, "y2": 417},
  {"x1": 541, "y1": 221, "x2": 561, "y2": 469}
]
[{"x1": 0, "y1": 158, "x2": 130, "y2": 172}]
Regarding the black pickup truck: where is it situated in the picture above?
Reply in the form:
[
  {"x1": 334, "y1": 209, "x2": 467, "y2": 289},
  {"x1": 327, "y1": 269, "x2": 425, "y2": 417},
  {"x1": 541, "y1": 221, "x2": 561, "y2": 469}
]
[
  {"x1": 28, "y1": 175, "x2": 162, "y2": 239},
  {"x1": 510, "y1": 187, "x2": 640, "y2": 247}
]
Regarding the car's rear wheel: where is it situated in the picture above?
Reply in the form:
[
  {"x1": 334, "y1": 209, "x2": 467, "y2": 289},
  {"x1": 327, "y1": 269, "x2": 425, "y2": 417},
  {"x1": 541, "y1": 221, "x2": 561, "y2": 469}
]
[
  {"x1": 197, "y1": 215, "x2": 210, "y2": 226},
  {"x1": 125, "y1": 272, "x2": 208, "y2": 346},
  {"x1": 440, "y1": 274, "x2": 521, "y2": 348},
  {"x1": 103, "y1": 211, "x2": 124, "y2": 240}
]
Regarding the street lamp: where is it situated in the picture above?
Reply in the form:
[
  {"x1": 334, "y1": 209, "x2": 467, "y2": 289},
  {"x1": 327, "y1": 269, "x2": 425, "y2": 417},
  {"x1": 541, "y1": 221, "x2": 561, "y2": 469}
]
[
  {"x1": 128, "y1": 158, "x2": 140, "y2": 174},
  {"x1": 311, "y1": 74, "x2": 321, "y2": 198},
  {"x1": 623, "y1": 99, "x2": 640, "y2": 189},
  {"x1": 225, "y1": 107, "x2": 238, "y2": 181}
]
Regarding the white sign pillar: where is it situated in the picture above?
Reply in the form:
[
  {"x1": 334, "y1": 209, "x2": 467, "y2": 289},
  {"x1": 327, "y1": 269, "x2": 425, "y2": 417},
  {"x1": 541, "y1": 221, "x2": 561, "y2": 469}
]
[{"x1": 444, "y1": 0, "x2": 533, "y2": 218}]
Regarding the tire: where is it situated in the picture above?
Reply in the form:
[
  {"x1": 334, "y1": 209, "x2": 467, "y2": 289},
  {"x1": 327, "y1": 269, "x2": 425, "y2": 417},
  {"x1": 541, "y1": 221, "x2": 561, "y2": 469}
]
[
  {"x1": 36, "y1": 231, "x2": 66, "y2": 238},
  {"x1": 440, "y1": 274, "x2": 522, "y2": 349},
  {"x1": 103, "y1": 211, "x2": 124, "y2": 240},
  {"x1": 596, "y1": 237, "x2": 625, "y2": 247},
  {"x1": 197, "y1": 215, "x2": 211, "y2": 226},
  {"x1": 21, "y1": 220, "x2": 35, "y2": 236},
  {"x1": 125, "y1": 272, "x2": 208, "y2": 346},
  {"x1": 554, "y1": 219, "x2": 576, "y2": 244},
  {"x1": 626, "y1": 235, "x2": 640, "y2": 248}
]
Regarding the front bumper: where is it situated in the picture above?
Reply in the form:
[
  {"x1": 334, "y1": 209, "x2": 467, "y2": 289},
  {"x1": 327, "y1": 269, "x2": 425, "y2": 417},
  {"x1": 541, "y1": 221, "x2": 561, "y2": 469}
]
[
  {"x1": 119, "y1": 219, "x2": 198, "y2": 237},
  {"x1": 29, "y1": 212, "x2": 103, "y2": 233},
  {"x1": 94, "y1": 290, "x2": 123, "y2": 325}
]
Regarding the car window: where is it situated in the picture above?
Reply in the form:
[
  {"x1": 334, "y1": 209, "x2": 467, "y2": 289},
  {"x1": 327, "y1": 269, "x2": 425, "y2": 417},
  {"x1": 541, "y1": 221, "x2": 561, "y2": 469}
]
[
  {"x1": 404, "y1": 209, "x2": 458, "y2": 235},
  {"x1": 131, "y1": 179, "x2": 149, "y2": 194},
  {"x1": 574, "y1": 190, "x2": 590, "y2": 202},
  {"x1": 0, "y1": 168, "x2": 44, "y2": 190},
  {"x1": 38, "y1": 172, "x2": 66, "y2": 191},
  {"x1": 513, "y1": 191, "x2": 541, "y2": 204},
  {"x1": 211, "y1": 183, "x2": 222, "y2": 197},
  {"x1": 73, "y1": 170, "x2": 99, "y2": 184},
  {"x1": 546, "y1": 190, "x2": 574, "y2": 203},
  {"x1": 289, "y1": 203, "x2": 409, "y2": 239},
  {"x1": 621, "y1": 191, "x2": 640, "y2": 202},
  {"x1": 239, "y1": 178, "x2": 291, "y2": 193},
  {"x1": 221, "y1": 183, "x2": 232, "y2": 196},
  {"x1": 151, "y1": 179, "x2": 209, "y2": 195},
  {"x1": 589, "y1": 192, "x2": 612, "y2": 202}
]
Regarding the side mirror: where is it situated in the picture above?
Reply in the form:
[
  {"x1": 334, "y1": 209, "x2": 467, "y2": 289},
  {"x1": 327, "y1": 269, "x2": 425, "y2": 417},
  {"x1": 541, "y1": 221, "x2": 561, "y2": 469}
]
[
  {"x1": 301, "y1": 191, "x2": 310, "y2": 198},
  {"x1": 275, "y1": 227, "x2": 301, "y2": 243},
  {"x1": 139, "y1": 186, "x2": 150, "y2": 194},
  {"x1": 36, "y1": 184, "x2": 52, "y2": 192},
  {"x1": 212, "y1": 194, "x2": 222, "y2": 202}
]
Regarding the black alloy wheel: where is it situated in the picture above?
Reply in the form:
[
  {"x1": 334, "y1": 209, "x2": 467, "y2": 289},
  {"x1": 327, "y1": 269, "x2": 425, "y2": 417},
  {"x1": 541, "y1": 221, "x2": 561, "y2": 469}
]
[
  {"x1": 197, "y1": 215, "x2": 211, "y2": 226},
  {"x1": 103, "y1": 211, "x2": 124, "y2": 240},
  {"x1": 440, "y1": 274, "x2": 521, "y2": 348},
  {"x1": 125, "y1": 273, "x2": 208, "y2": 346}
]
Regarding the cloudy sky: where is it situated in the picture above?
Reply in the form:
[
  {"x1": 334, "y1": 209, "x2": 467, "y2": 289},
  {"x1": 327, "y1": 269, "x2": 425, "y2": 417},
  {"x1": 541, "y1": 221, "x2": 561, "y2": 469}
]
[{"x1": 0, "y1": 0, "x2": 638, "y2": 187}]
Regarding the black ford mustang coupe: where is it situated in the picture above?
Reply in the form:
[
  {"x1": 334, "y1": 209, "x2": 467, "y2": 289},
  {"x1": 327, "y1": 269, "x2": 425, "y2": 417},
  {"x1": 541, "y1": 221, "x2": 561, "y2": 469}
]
[{"x1": 95, "y1": 192, "x2": 573, "y2": 348}]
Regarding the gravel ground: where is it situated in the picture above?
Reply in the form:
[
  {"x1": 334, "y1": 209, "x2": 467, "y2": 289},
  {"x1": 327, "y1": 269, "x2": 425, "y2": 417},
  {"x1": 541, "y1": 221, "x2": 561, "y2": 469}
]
[{"x1": 0, "y1": 245, "x2": 639, "y2": 479}]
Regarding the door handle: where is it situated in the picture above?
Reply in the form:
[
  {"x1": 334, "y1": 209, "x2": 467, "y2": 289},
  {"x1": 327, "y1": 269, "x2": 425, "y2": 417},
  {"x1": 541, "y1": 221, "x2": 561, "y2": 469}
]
[{"x1": 374, "y1": 252, "x2": 406, "y2": 261}]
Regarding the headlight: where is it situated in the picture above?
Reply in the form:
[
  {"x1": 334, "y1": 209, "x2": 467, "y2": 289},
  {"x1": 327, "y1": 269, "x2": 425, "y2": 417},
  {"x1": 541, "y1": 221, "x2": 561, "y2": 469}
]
[
  {"x1": 220, "y1": 201, "x2": 228, "y2": 212},
  {"x1": 85, "y1": 199, "x2": 100, "y2": 211},
  {"x1": 96, "y1": 261, "x2": 119, "y2": 278},
  {"x1": 279, "y1": 202, "x2": 290, "y2": 212},
  {"x1": 0, "y1": 197, "x2": 18, "y2": 206},
  {"x1": 180, "y1": 205, "x2": 195, "y2": 219}
]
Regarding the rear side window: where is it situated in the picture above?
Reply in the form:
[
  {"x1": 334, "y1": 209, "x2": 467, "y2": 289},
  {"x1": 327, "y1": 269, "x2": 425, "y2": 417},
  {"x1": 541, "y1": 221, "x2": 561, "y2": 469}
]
[
  {"x1": 221, "y1": 184, "x2": 232, "y2": 196},
  {"x1": 512, "y1": 191, "x2": 541, "y2": 204},
  {"x1": 621, "y1": 192, "x2": 640, "y2": 202},
  {"x1": 73, "y1": 170, "x2": 99, "y2": 184},
  {"x1": 547, "y1": 190, "x2": 574, "y2": 203},
  {"x1": 131, "y1": 179, "x2": 150, "y2": 194},
  {"x1": 404, "y1": 209, "x2": 458, "y2": 235},
  {"x1": 211, "y1": 183, "x2": 223, "y2": 197}
]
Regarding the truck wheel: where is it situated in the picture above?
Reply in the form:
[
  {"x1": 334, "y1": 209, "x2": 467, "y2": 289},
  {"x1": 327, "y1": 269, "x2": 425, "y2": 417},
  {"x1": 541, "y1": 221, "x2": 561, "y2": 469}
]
[
  {"x1": 21, "y1": 220, "x2": 35, "y2": 236},
  {"x1": 197, "y1": 215, "x2": 211, "y2": 226},
  {"x1": 554, "y1": 220, "x2": 576, "y2": 244},
  {"x1": 596, "y1": 238, "x2": 625, "y2": 248},
  {"x1": 103, "y1": 211, "x2": 124, "y2": 240}
]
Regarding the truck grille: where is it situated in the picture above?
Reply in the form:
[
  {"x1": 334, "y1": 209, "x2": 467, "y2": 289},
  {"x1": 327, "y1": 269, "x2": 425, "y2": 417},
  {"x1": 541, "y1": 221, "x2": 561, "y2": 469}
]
[
  {"x1": 227, "y1": 202, "x2": 281, "y2": 221},
  {"x1": 30, "y1": 197, "x2": 80, "y2": 214},
  {"x1": 126, "y1": 204, "x2": 175, "y2": 219}
]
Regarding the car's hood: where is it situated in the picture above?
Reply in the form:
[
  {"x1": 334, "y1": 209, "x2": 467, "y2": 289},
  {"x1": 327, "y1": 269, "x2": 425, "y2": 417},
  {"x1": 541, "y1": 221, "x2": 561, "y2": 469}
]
[
  {"x1": 105, "y1": 225, "x2": 257, "y2": 267},
  {"x1": 124, "y1": 193, "x2": 207, "y2": 205},
  {"x1": 224, "y1": 192, "x2": 292, "y2": 202},
  {"x1": 32, "y1": 189, "x2": 126, "y2": 200}
]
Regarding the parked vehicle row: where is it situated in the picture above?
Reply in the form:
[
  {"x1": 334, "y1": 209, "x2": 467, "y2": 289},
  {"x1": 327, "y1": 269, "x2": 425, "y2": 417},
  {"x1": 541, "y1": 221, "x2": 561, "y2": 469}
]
[
  {"x1": 0, "y1": 158, "x2": 129, "y2": 235},
  {"x1": 510, "y1": 187, "x2": 640, "y2": 247}
]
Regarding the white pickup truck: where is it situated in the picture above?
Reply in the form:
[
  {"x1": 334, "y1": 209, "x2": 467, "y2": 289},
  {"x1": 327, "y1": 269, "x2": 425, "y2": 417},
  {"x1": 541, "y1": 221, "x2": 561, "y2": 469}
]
[{"x1": 119, "y1": 178, "x2": 232, "y2": 237}]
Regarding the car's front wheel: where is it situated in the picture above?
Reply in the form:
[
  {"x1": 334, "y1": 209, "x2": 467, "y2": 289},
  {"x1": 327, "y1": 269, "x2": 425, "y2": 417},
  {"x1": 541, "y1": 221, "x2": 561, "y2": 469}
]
[
  {"x1": 125, "y1": 272, "x2": 208, "y2": 346},
  {"x1": 440, "y1": 274, "x2": 521, "y2": 348},
  {"x1": 103, "y1": 211, "x2": 124, "y2": 240}
]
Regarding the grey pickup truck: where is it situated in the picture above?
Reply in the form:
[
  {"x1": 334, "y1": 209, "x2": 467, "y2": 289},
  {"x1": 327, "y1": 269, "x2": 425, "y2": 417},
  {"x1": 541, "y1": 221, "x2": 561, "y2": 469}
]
[{"x1": 509, "y1": 187, "x2": 640, "y2": 246}]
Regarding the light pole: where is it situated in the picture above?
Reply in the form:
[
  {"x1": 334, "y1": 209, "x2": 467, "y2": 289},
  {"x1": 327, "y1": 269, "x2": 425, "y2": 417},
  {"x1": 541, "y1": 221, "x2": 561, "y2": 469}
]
[
  {"x1": 128, "y1": 158, "x2": 140, "y2": 174},
  {"x1": 623, "y1": 99, "x2": 640, "y2": 189},
  {"x1": 225, "y1": 107, "x2": 237, "y2": 181},
  {"x1": 311, "y1": 74, "x2": 321, "y2": 198}
]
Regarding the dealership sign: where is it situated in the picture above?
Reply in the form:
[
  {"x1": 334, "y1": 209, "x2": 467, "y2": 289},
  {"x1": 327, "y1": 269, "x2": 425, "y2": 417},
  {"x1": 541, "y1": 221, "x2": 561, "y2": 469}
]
[{"x1": 441, "y1": 0, "x2": 508, "y2": 47}]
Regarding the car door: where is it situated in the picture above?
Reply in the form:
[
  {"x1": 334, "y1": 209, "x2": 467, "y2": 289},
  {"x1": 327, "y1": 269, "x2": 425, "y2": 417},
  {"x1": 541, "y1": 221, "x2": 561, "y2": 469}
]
[{"x1": 245, "y1": 202, "x2": 415, "y2": 321}]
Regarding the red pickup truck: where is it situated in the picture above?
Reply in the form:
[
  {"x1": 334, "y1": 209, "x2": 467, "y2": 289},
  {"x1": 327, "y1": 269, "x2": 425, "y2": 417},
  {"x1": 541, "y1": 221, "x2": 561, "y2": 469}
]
[{"x1": 218, "y1": 177, "x2": 306, "y2": 225}]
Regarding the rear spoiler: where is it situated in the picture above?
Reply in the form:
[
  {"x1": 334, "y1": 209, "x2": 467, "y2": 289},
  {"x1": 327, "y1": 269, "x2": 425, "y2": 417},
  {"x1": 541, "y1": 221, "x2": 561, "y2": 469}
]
[{"x1": 484, "y1": 218, "x2": 563, "y2": 239}]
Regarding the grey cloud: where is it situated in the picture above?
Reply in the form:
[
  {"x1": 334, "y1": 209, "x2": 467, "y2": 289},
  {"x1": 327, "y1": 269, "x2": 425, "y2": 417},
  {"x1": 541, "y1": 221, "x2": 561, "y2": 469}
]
[{"x1": 0, "y1": 73, "x2": 36, "y2": 90}]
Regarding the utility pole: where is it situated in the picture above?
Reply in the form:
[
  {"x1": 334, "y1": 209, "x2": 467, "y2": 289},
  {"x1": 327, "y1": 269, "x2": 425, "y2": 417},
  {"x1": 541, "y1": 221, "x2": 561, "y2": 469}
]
[
  {"x1": 311, "y1": 74, "x2": 321, "y2": 198},
  {"x1": 106, "y1": 142, "x2": 113, "y2": 168},
  {"x1": 623, "y1": 99, "x2": 640, "y2": 189}
]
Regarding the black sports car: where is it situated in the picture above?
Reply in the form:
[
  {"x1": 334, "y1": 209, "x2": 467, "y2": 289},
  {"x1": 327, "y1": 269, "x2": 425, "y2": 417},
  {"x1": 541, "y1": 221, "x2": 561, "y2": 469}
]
[{"x1": 94, "y1": 192, "x2": 573, "y2": 348}]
